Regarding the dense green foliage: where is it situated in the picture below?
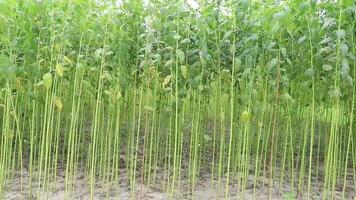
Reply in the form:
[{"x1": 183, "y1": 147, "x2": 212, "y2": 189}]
[{"x1": 0, "y1": 0, "x2": 355, "y2": 199}]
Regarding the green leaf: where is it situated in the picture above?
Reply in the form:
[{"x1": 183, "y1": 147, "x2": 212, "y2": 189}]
[
  {"x1": 203, "y1": 134, "x2": 212, "y2": 142},
  {"x1": 268, "y1": 58, "x2": 278, "y2": 68},
  {"x1": 281, "y1": 47, "x2": 287, "y2": 57},
  {"x1": 145, "y1": 43, "x2": 152, "y2": 54},
  {"x1": 298, "y1": 36, "x2": 306, "y2": 44},
  {"x1": 163, "y1": 75, "x2": 172, "y2": 88},
  {"x1": 322, "y1": 64, "x2": 333, "y2": 72},
  {"x1": 246, "y1": 34, "x2": 258, "y2": 42},
  {"x1": 340, "y1": 59, "x2": 350, "y2": 78},
  {"x1": 181, "y1": 65, "x2": 188, "y2": 79},
  {"x1": 76, "y1": 63, "x2": 85, "y2": 75},
  {"x1": 181, "y1": 38, "x2": 190, "y2": 44},
  {"x1": 319, "y1": 37, "x2": 332, "y2": 45},
  {"x1": 54, "y1": 96, "x2": 63, "y2": 112},
  {"x1": 56, "y1": 64, "x2": 64, "y2": 77},
  {"x1": 230, "y1": 44, "x2": 236, "y2": 55},
  {"x1": 35, "y1": 80, "x2": 44, "y2": 87},
  {"x1": 329, "y1": 88, "x2": 341, "y2": 100},
  {"x1": 241, "y1": 111, "x2": 251, "y2": 122},
  {"x1": 176, "y1": 49, "x2": 185, "y2": 63},
  {"x1": 267, "y1": 42, "x2": 276, "y2": 50},
  {"x1": 304, "y1": 68, "x2": 314, "y2": 79},
  {"x1": 322, "y1": 18, "x2": 336, "y2": 29},
  {"x1": 283, "y1": 93, "x2": 293, "y2": 101},
  {"x1": 282, "y1": 192, "x2": 296, "y2": 200},
  {"x1": 222, "y1": 31, "x2": 233, "y2": 41},
  {"x1": 95, "y1": 48, "x2": 103, "y2": 59},
  {"x1": 165, "y1": 59, "x2": 174, "y2": 67},
  {"x1": 101, "y1": 71, "x2": 112, "y2": 81},
  {"x1": 105, "y1": 50, "x2": 113, "y2": 56},
  {"x1": 336, "y1": 29, "x2": 345, "y2": 39},
  {"x1": 272, "y1": 24, "x2": 280, "y2": 33},
  {"x1": 235, "y1": 58, "x2": 241, "y2": 67},
  {"x1": 42, "y1": 73, "x2": 53, "y2": 89},
  {"x1": 340, "y1": 43, "x2": 348, "y2": 56},
  {"x1": 299, "y1": 2, "x2": 310, "y2": 11},
  {"x1": 173, "y1": 33, "x2": 181, "y2": 40}
]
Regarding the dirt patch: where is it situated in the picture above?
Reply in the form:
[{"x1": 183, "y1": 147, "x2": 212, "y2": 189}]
[{"x1": 4, "y1": 169, "x2": 355, "y2": 200}]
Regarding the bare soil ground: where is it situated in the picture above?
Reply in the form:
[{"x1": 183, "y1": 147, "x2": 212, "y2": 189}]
[{"x1": 4, "y1": 168, "x2": 355, "y2": 200}]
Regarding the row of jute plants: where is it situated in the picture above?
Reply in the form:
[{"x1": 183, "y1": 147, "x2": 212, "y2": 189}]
[{"x1": 0, "y1": 0, "x2": 355, "y2": 199}]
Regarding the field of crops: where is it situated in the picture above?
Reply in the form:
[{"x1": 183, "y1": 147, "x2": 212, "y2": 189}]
[{"x1": 0, "y1": 0, "x2": 355, "y2": 199}]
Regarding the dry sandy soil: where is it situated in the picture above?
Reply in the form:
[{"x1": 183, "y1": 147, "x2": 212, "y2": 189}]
[{"x1": 3, "y1": 168, "x2": 355, "y2": 200}]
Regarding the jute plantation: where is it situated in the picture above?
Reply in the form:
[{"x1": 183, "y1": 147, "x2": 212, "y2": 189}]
[{"x1": 0, "y1": 0, "x2": 355, "y2": 199}]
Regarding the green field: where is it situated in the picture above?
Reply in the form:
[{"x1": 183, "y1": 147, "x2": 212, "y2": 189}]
[{"x1": 0, "y1": 0, "x2": 355, "y2": 199}]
